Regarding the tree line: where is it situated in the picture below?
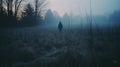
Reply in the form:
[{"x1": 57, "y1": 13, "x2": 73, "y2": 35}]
[{"x1": 0, "y1": 0, "x2": 47, "y2": 27}]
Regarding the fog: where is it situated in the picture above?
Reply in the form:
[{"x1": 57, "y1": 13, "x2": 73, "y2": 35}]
[
  {"x1": 44, "y1": 9, "x2": 111, "y2": 29},
  {"x1": 0, "y1": 0, "x2": 120, "y2": 67},
  {"x1": 40, "y1": 0, "x2": 120, "y2": 28},
  {"x1": 50, "y1": 0, "x2": 120, "y2": 16}
]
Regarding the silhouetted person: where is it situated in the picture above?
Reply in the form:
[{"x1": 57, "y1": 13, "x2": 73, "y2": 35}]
[{"x1": 58, "y1": 21, "x2": 63, "y2": 32}]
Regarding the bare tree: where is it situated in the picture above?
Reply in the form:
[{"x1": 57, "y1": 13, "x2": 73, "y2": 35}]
[
  {"x1": 35, "y1": 0, "x2": 38, "y2": 17},
  {"x1": 4, "y1": 0, "x2": 13, "y2": 16},
  {"x1": 88, "y1": 0, "x2": 98, "y2": 66},
  {"x1": 3, "y1": 0, "x2": 24, "y2": 17},
  {"x1": 89, "y1": 0, "x2": 94, "y2": 46},
  {"x1": 14, "y1": 0, "x2": 24, "y2": 18},
  {"x1": 0, "y1": 0, "x2": 3, "y2": 14},
  {"x1": 0, "y1": 0, "x2": 6, "y2": 15},
  {"x1": 34, "y1": 0, "x2": 47, "y2": 17}
]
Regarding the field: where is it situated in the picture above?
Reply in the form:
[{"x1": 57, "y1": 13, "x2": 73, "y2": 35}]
[{"x1": 0, "y1": 26, "x2": 120, "y2": 67}]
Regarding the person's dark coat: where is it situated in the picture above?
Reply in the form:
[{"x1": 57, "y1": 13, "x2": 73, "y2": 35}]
[{"x1": 58, "y1": 22, "x2": 63, "y2": 32}]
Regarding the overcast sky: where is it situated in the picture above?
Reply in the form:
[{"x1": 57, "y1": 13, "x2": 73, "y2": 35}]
[{"x1": 49, "y1": 0, "x2": 120, "y2": 16}]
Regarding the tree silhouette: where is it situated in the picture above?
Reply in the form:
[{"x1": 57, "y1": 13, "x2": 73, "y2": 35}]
[
  {"x1": 44, "y1": 9, "x2": 55, "y2": 24},
  {"x1": 110, "y1": 10, "x2": 120, "y2": 27},
  {"x1": 34, "y1": 0, "x2": 47, "y2": 24},
  {"x1": 0, "y1": 0, "x2": 24, "y2": 26},
  {"x1": 21, "y1": 3, "x2": 35, "y2": 26},
  {"x1": 0, "y1": 0, "x2": 4, "y2": 15},
  {"x1": 14, "y1": 0, "x2": 24, "y2": 19},
  {"x1": 0, "y1": 0, "x2": 47, "y2": 27}
]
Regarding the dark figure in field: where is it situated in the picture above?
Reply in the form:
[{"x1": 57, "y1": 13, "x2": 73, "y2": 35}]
[{"x1": 58, "y1": 21, "x2": 63, "y2": 32}]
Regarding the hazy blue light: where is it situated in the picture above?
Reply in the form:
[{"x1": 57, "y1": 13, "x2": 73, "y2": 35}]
[{"x1": 50, "y1": 0, "x2": 120, "y2": 16}]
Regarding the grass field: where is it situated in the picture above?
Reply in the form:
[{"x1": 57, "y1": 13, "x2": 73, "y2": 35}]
[{"x1": 0, "y1": 26, "x2": 120, "y2": 67}]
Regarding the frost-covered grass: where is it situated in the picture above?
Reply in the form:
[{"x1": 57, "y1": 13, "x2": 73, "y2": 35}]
[{"x1": 0, "y1": 26, "x2": 120, "y2": 67}]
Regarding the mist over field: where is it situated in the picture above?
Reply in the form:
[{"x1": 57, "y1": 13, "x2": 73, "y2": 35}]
[{"x1": 0, "y1": 0, "x2": 120, "y2": 67}]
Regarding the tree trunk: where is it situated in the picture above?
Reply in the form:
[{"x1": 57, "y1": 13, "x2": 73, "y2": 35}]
[{"x1": 0, "y1": 0, "x2": 3, "y2": 15}]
